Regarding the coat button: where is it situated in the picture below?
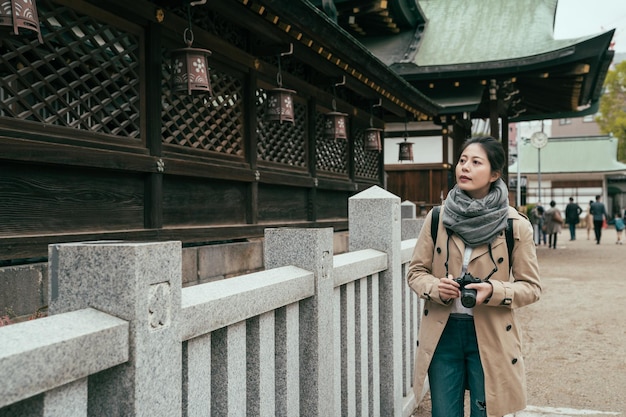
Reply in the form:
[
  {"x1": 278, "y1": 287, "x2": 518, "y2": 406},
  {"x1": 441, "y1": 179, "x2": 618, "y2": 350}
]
[
  {"x1": 506, "y1": 324, "x2": 512, "y2": 331},
  {"x1": 436, "y1": 247, "x2": 442, "y2": 254},
  {"x1": 512, "y1": 358, "x2": 518, "y2": 364},
  {"x1": 498, "y1": 257, "x2": 504, "y2": 264},
  {"x1": 424, "y1": 309, "x2": 429, "y2": 316}
]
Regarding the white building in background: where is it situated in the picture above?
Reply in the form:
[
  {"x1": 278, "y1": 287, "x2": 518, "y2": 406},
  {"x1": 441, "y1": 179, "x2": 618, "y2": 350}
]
[
  {"x1": 509, "y1": 54, "x2": 626, "y2": 213},
  {"x1": 509, "y1": 134, "x2": 626, "y2": 215}
]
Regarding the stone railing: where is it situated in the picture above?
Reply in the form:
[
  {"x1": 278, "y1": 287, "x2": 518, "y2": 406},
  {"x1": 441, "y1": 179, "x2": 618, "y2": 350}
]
[{"x1": 0, "y1": 186, "x2": 425, "y2": 417}]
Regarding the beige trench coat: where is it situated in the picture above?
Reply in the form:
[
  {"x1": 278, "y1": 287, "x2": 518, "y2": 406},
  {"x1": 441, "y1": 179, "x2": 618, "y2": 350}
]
[{"x1": 407, "y1": 206, "x2": 541, "y2": 417}]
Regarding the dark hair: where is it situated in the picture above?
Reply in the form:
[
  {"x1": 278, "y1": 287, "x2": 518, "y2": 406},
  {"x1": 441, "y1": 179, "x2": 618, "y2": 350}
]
[
  {"x1": 550, "y1": 200, "x2": 556, "y2": 207},
  {"x1": 459, "y1": 136, "x2": 506, "y2": 178}
]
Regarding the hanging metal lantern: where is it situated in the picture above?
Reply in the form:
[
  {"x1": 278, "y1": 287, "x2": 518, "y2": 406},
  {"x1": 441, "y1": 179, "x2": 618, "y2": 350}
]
[
  {"x1": 266, "y1": 87, "x2": 296, "y2": 124},
  {"x1": 364, "y1": 127, "x2": 382, "y2": 152},
  {"x1": 0, "y1": 0, "x2": 43, "y2": 43},
  {"x1": 171, "y1": 46, "x2": 212, "y2": 95},
  {"x1": 170, "y1": 4, "x2": 212, "y2": 96},
  {"x1": 398, "y1": 139, "x2": 414, "y2": 162},
  {"x1": 324, "y1": 111, "x2": 348, "y2": 140},
  {"x1": 364, "y1": 100, "x2": 383, "y2": 151},
  {"x1": 398, "y1": 118, "x2": 413, "y2": 161},
  {"x1": 266, "y1": 43, "x2": 296, "y2": 124},
  {"x1": 325, "y1": 76, "x2": 348, "y2": 140}
]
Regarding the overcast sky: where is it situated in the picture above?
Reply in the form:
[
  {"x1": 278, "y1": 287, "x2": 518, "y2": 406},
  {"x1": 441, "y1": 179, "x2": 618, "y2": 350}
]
[{"x1": 554, "y1": 0, "x2": 626, "y2": 52}]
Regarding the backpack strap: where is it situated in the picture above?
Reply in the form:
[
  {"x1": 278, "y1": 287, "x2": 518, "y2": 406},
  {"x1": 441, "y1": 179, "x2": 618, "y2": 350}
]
[
  {"x1": 506, "y1": 218, "x2": 514, "y2": 272},
  {"x1": 431, "y1": 205, "x2": 515, "y2": 271},
  {"x1": 431, "y1": 206, "x2": 440, "y2": 244}
]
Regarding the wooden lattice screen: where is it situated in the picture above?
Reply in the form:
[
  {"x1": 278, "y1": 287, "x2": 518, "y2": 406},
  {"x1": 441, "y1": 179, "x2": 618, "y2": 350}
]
[
  {"x1": 255, "y1": 89, "x2": 308, "y2": 168},
  {"x1": 161, "y1": 64, "x2": 245, "y2": 157},
  {"x1": 315, "y1": 111, "x2": 348, "y2": 175},
  {"x1": 0, "y1": 0, "x2": 142, "y2": 139},
  {"x1": 354, "y1": 127, "x2": 380, "y2": 180},
  {"x1": 0, "y1": 0, "x2": 381, "y2": 178}
]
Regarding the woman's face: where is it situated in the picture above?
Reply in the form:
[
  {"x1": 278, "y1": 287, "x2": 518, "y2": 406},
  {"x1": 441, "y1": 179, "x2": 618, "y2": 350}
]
[{"x1": 456, "y1": 143, "x2": 500, "y2": 199}]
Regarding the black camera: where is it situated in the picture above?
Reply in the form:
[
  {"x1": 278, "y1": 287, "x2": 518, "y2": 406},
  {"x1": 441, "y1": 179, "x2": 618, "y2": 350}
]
[{"x1": 453, "y1": 272, "x2": 482, "y2": 308}]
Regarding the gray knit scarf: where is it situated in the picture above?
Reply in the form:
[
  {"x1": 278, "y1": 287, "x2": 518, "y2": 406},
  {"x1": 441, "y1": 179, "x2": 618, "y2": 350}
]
[{"x1": 442, "y1": 178, "x2": 510, "y2": 247}]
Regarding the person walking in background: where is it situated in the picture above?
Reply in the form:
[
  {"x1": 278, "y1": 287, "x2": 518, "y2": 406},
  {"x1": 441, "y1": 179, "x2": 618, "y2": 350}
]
[
  {"x1": 544, "y1": 200, "x2": 563, "y2": 249},
  {"x1": 407, "y1": 136, "x2": 541, "y2": 417},
  {"x1": 536, "y1": 201, "x2": 547, "y2": 245},
  {"x1": 529, "y1": 204, "x2": 544, "y2": 246},
  {"x1": 586, "y1": 201, "x2": 594, "y2": 240},
  {"x1": 614, "y1": 213, "x2": 624, "y2": 244},
  {"x1": 590, "y1": 195, "x2": 608, "y2": 244},
  {"x1": 565, "y1": 197, "x2": 582, "y2": 241}
]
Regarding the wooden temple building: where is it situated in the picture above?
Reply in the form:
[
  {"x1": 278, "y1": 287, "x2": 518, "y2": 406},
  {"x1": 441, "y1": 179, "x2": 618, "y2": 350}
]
[
  {"x1": 0, "y1": 0, "x2": 440, "y2": 266},
  {"x1": 0, "y1": 0, "x2": 615, "y2": 268}
]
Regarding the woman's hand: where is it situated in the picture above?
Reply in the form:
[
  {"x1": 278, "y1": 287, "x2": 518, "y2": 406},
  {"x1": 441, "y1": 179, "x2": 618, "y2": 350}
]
[
  {"x1": 440, "y1": 275, "x2": 494, "y2": 305},
  {"x1": 439, "y1": 274, "x2": 461, "y2": 303},
  {"x1": 465, "y1": 281, "x2": 494, "y2": 305}
]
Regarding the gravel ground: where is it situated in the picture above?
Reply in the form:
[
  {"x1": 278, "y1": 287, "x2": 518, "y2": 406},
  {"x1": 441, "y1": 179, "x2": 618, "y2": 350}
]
[{"x1": 411, "y1": 227, "x2": 626, "y2": 416}]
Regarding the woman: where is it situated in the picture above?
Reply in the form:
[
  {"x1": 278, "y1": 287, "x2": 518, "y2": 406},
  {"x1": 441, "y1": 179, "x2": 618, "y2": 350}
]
[
  {"x1": 407, "y1": 136, "x2": 541, "y2": 417},
  {"x1": 544, "y1": 200, "x2": 563, "y2": 249}
]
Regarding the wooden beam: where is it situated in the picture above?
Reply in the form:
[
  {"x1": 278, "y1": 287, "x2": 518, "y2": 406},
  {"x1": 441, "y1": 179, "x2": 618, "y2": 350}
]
[{"x1": 0, "y1": 220, "x2": 349, "y2": 261}]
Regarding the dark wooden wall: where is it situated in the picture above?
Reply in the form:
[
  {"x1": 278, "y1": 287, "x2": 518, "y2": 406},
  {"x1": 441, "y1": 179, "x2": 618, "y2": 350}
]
[{"x1": 385, "y1": 164, "x2": 452, "y2": 211}]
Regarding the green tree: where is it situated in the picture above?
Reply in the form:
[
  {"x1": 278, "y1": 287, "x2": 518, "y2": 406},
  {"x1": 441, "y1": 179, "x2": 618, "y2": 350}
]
[{"x1": 596, "y1": 60, "x2": 626, "y2": 162}]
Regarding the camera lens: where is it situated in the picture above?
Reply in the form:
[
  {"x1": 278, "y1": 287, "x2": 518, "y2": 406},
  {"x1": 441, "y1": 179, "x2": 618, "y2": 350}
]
[{"x1": 460, "y1": 289, "x2": 477, "y2": 308}]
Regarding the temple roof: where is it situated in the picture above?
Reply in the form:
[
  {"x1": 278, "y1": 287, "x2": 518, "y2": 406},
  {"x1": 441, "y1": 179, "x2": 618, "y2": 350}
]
[
  {"x1": 330, "y1": 0, "x2": 616, "y2": 122},
  {"x1": 403, "y1": 0, "x2": 606, "y2": 66}
]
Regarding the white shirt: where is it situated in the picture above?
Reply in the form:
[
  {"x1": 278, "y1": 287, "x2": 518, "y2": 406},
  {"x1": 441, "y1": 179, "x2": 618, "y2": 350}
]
[{"x1": 450, "y1": 246, "x2": 474, "y2": 316}]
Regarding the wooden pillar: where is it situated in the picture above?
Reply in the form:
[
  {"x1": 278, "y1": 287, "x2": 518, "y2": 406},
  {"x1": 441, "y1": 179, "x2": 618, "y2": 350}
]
[
  {"x1": 144, "y1": 21, "x2": 163, "y2": 229},
  {"x1": 501, "y1": 116, "x2": 509, "y2": 188},
  {"x1": 348, "y1": 115, "x2": 356, "y2": 189},
  {"x1": 245, "y1": 70, "x2": 259, "y2": 225},
  {"x1": 451, "y1": 116, "x2": 470, "y2": 163},
  {"x1": 307, "y1": 96, "x2": 318, "y2": 221},
  {"x1": 489, "y1": 79, "x2": 500, "y2": 140},
  {"x1": 441, "y1": 121, "x2": 449, "y2": 165},
  {"x1": 378, "y1": 129, "x2": 386, "y2": 187}
]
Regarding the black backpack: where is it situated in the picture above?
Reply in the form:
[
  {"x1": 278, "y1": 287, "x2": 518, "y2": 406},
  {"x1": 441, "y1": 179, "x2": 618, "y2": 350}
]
[{"x1": 431, "y1": 206, "x2": 514, "y2": 270}]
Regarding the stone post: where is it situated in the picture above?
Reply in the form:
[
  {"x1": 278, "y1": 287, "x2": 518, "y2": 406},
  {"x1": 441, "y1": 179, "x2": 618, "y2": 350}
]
[
  {"x1": 264, "y1": 228, "x2": 334, "y2": 417},
  {"x1": 48, "y1": 241, "x2": 182, "y2": 417},
  {"x1": 401, "y1": 199, "x2": 426, "y2": 240},
  {"x1": 400, "y1": 200, "x2": 416, "y2": 219},
  {"x1": 348, "y1": 186, "x2": 402, "y2": 417}
]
